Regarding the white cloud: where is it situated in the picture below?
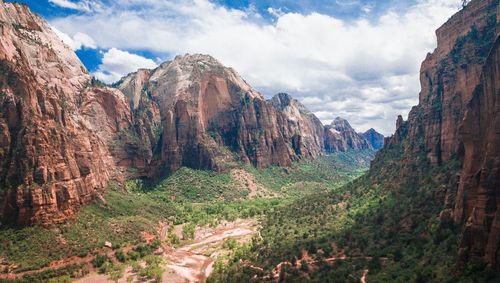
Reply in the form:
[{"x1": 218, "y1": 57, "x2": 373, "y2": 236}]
[
  {"x1": 267, "y1": 7, "x2": 285, "y2": 18},
  {"x1": 48, "y1": 0, "x2": 100, "y2": 12},
  {"x1": 51, "y1": 25, "x2": 96, "y2": 50},
  {"x1": 49, "y1": 0, "x2": 81, "y2": 10},
  {"x1": 49, "y1": 0, "x2": 462, "y2": 134},
  {"x1": 93, "y1": 48, "x2": 157, "y2": 83}
]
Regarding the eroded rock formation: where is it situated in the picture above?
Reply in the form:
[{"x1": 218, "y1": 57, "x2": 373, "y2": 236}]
[
  {"x1": 117, "y1": 55, "x2": 328, "y2": 173},
  {"x1": 0, "y1": 2, "x2": 383, "y2": 226},
  {"x1": 456, "y1": 36, "x2": 499, "y2": 268},
  {"x1": 373, "y1": 0, "x2": 499, "y2": 268},
  {"x1": 324, "y1": 117, "x2": 372, "y2": 152},
  {"x1": 268, "y1": 93, "x2": 324, "y2": 157},
  {"x1": 0, "y1": 2, "x2": 117, "y2": 225}
]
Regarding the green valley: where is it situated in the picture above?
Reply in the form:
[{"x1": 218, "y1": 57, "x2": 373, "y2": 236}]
[{"x1": 0, "y1": 151, "x2": 373, "y2": 282}]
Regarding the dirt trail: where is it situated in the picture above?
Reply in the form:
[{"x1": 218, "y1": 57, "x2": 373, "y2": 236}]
[
  {"x1": 361, "y1": 269, "x2": 368, "y2": 283},
  {"x1": 0, "y1": 248, "x2": 114, "y2": 281},
  {"x1": 162, "y1": 219, "x2": 258, "y2": 283}
]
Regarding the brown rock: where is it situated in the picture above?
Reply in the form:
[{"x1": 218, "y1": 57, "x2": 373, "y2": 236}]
[
  {"x1": 455, "y1": 36, "x2": 499, "y2": 268},
  {"x1": 117, "y1": 54, "x2": 322, "y2": 173},
  {"x1": 372, "y1": 0, "x2": 499, "y2": 268},
  {"x1": 324, "y1": 117, "x2": 372, "y2": 152},
  {"x1": 0, "y1": 2, "x2": 115, "y2": 226}
]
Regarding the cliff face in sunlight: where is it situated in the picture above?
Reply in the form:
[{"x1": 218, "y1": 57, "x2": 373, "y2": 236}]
[
  {"x1": 0, "y1": 2, "x2": 346, "y2": 226},
  {"x1": 116, "y1": 55, "x2": 328, "y2": 175},
  {"x1": 0, "y1": 2, "x2": 121, "y2": 226}
]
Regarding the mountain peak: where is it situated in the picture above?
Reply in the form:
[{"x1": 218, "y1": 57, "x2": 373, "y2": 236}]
[
  {"x1": 331, "y1": 117, "x2": 353, "y2": 130},
  {"x1": 171, "y1": 53, "x2": 221, "y2": 66},
  {"x1": 270, "y1": 93, "x2": 295, "y2": 110},
  {"x1": 362, "y1": 128, "x2": 384, "y2": 149}
]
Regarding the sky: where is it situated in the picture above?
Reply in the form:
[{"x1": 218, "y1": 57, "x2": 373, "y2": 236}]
[{"x1": 9, "y1": 0, "x2": 464, "y2": 135}]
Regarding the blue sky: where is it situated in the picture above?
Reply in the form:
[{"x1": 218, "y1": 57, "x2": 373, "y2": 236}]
[{"x1": 8, "y1": 0, "x2": 463, "y2": 134}]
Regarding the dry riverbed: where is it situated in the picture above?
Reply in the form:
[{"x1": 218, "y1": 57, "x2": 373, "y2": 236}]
[{"x1": 77, "y1": 219, "x2": 259, "y2": 283}]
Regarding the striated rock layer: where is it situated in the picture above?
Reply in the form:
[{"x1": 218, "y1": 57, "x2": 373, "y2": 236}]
[
  {"x1": 372, "y1": 0, "x2": 499, "y2": 268},
  {"x1": 457, "y1": 36, "x2": 499, "y2": 268},
  {"x1": 268, "y1": 93, "x2": 325, "y2": 157},
  {"x1": 117, "y1": 55, "x2": 324, "y2": 174},
  {"x1": 0, "y1": 2, "x2": 118, "y2": 225},
  {"x1": 0, "y1": 1, "x2": 155, "y2": 225}
]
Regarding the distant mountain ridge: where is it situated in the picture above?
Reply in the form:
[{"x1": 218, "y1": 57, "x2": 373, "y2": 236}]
[
  {"x1": 324, "y1": 117, "x2": 373, "y2": 152},
  {"x1": 362, "y1": 128, "x2": 384, "y2": 149}
]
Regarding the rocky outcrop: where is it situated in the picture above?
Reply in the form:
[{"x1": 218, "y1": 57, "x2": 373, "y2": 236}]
[
  {"x1": 324, "y1": 117, "x2": 372, "y2": 152},
  {"x1": 0, "y1": 2, "x2": 384, "y2": 226},
  {"x1": 456, "y1": 36, "x2": 499, "y2": 268},
  {"x1": 0, "y1": 2, "x2": 118, "y2": 226},
  {"x1": 0, "y1": 1, "x2": 326, "y2": 225},
  {"x1": 372, "y1": 0, "x2": 499, "y2": 269},
  {"x1": 117, "y1": 54, "x2": 323, "y2": 173},
  {"x1": 268, "y1": 93, "x2": 324, "y2": 157},
  {"x1": 362, "y1": 128, "x2": 384, "y2": 150},
  {"x1": 403, "y1": 0, "x2": 497, "y2": 166}
]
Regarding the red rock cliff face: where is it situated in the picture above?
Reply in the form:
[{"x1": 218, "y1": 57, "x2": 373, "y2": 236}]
[
  {"x1": 118, "y1": 55, "x2": 322, "y2": 174},
  {"x1": 0, "y1": 2, "x2": 118, "y2": 225},
  {"x1": 406, "y1": 0, "x2": 497, "y2": 166},
  {"x1": 456, "y1": 36, "x2": 499, "y2": 268},
  {"x1": 374, "y1": 0, "x2": 499, "y2": 268},
  {"x1": 0, "y1": 2, "x2": 327, "y2": 225}
]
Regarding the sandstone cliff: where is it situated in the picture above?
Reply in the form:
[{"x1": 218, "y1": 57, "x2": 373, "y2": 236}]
[
  {"x1": 0, "y1": 1, "x2": 327, "y2": 225},
  {"x1": 0, "y1": 2, "x2": 117, "y2": 225},
  {"x1": 0, "y1": 2, "x2": 382, "y2": 226},
  {"x1": 117, "y1": 54, "x2": 325, "y2": 173},
  {"x1": 324, "y1": 117, "x2": 372, "y2": 152},
  {"x1": 268, "y1": 93, "x2": 324, "y2": 157},
  {"x1": 456, "y1": 36, "x2": 499, "y2": 268},
  {"x1": 372, "y1": 0, "x2": 499, "y2": 268}
]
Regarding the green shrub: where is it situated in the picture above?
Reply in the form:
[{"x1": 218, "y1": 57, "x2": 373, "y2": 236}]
[
  {"x1": 115, "y1": 250, "x2": 126, "y2": 262},
  {"x1": 92, "y1": 254, "x2": 110, "y2": 268}
]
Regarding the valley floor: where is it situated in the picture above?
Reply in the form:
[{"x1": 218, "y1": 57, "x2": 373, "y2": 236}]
[
  {"x1": 75, "y1": 219, "x2": 258, "y2": 283},
  {"x1": 4, "y1": 149, "x2": 495, "y2": 282},
  {"x1": 0, "y1": 151, "x2": 374, "y2": 283}
]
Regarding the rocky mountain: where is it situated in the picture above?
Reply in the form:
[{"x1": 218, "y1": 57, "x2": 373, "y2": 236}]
[
  {"x1": 268, "y1": 93, "x2": 325, "y2": 157},
  {"x1": 372, "y1": 0, "x2": 499, "y2": 268},
  {"x1": 362, "y1": 128, "x2": 384, "y2": 149},
  {"x1": 0, "y1": 2, "x2": 333, "y2": 226},
  {"x1": 0, "y1": 2, "x2": 124, "y2": 226},
  {"x1": 0, "y1": 1, "x2": 387, "y2": 227},
  {"x1": 116, "y1": 54, "x2": 326, "y2": 175},
  {"x1": 324, "y1": 117, "x2": 373, "y2": 152}
]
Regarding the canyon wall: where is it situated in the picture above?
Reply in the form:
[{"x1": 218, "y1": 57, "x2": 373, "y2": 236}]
[
  {"x1": 373, "y1": 0, "x2": 499, "y2": 268},
  {"x1": 0, "y1": 2, "x2": 117, "y2": 225}
]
